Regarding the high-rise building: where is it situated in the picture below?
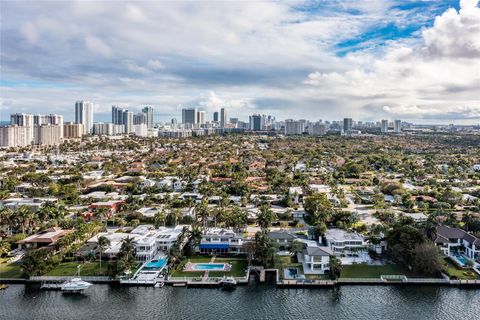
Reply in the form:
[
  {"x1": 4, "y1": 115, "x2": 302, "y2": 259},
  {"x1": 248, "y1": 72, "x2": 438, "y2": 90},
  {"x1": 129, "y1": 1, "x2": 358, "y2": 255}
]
[
  {"x1": 381, "y1": 119, "x2": 389, "y2": 133},
  {"x1": 197, "y1": 111, "x2": 206, "y2": 125},
  {"x1": 213, "y1": 112, "x2": 219, "y2": 122},
  {"x1": 75, "y1": 101, "x2": 93, "y2": 134},
  {"x1": 33, "y1": 114, "x2": 64, "y2": 138},
  {"x1": 142, "y1": 106, "x2": 154, "y2": 128},
  {"x1": 394, "y1": 120, "x2": 401, "y2": 133},
  {"x1": 11, "y1": 113, "x2": 34, "y2": 127},
  {"x1": 0, "y1": 125, "x2": 33, "y2": 148},
  {"x1": 343, "y1": 118, "x2": 353, "y2": 133},
  {"x1": 220, "y1": 108, "x2": 227, "y2": 128},
  {"x1": 285, "y1": 119, "x2": 304, "y2": 135},
  {"x1": 64, "y1": 122, "x2": 84, "y2": 139},
  {"x1": 310, "y1": 122, "x2": 327, "y2": 136},
  {"x1": 133, "y1": 112, "x2": 147, "y2": 125},
  {"x1": 112, "y1": 105, "x2": 127, "y2": 125},
  {"x1": 249, "y1": 114, "x2": 263, "y2": 131},
  {"x1": 124, "y1": 111, "x2": 134, "y2": 134},
  {"x1": 33, "y1": 124, "x2": 62, "y2": 146},
  {"x1": 182, "y1": 108, "x2": 197, "y2": 124}
]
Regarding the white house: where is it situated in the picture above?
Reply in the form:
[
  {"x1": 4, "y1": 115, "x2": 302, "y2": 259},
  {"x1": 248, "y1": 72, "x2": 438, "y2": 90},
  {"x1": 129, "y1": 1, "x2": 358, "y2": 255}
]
[
  {"x1": 300, "y1": 246, "x2": 333, "y2": 275},
  {"x1": 197, "y1": 228, "x2": 246, "y2": 254},
  {"x1": 435, "y1": 225, "x2": 480, "y2": 261}
]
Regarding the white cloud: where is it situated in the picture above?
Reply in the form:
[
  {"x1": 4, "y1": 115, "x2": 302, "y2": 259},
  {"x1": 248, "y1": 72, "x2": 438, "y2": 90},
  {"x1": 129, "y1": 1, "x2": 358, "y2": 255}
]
[
  {"x1": 84, "y1": 35, "x2": 112, "y2": 57},
  {"x1": 304, "y1": 0, "x2": 480, "y2": 122}
]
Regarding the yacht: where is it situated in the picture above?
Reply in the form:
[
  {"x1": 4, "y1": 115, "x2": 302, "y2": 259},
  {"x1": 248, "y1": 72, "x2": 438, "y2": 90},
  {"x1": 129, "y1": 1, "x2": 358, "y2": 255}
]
[{"x1": 61, "y1": 278, "x2": 93, "y2": 292}]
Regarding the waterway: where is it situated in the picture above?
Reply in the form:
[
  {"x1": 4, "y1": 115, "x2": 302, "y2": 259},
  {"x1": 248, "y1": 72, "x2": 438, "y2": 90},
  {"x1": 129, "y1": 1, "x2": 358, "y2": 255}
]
[{"x1": 1, "y1": 282, "x2": 479, "y2": 320}]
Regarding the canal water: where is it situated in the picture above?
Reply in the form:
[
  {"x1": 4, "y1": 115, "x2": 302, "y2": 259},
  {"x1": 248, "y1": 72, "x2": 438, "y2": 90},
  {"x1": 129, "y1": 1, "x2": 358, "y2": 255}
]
[{"x1": 1, "y1": 282, "x2": 479, "y2": 320}]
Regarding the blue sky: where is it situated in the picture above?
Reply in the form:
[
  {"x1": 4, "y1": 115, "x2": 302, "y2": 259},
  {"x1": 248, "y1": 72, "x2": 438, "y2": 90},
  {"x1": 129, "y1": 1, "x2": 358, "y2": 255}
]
[{"x1": 0, "y1": 0, "x2": 479, "y2": 124}]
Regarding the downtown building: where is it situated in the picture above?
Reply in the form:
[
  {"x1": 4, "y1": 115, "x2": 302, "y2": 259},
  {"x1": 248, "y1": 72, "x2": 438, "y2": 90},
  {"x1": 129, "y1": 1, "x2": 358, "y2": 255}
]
[
  {"x1": 309, "y1": 122, "x2": 327, "y2": 136},
  {"x1": 0, "y1": 125, "x2": 33, "y2": 148},
  {"x1": 63, "y1": 122, "x2": 84, "y2": 139},
  {"x1": 182, "y1": 108, "x2": 197, "y2": 125},
  {"x1": 33, "y1": 124, "x2": 62, "y2": 146},
  {"x1": 75, "y1": 101, "x2": 94, "y2": 134},
  {"x1": 285, "y1": 119, "x2": 305, "y2": 135},
  {"x1": 249, "y1": 114, "x2": 263, "y2": 131}
]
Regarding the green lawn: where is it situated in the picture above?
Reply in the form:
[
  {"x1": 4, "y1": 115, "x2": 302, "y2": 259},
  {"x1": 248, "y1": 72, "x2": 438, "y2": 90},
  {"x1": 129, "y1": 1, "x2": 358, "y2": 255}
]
[
  {"x1": 46, "y1": 261, "x2": 109, "y2": 276},
  {"x1": 340, "y1": 264, "x2": 406, "y2": 278},
  {"x1": 0, "y1": 258, "x2": 24, "y2": 279},
  {"x1": 171, "y1": 255, "x2": 248, "y2": 278},
  {"x1": 444, "y1": 259, "x2": 479, "y2": 280}
]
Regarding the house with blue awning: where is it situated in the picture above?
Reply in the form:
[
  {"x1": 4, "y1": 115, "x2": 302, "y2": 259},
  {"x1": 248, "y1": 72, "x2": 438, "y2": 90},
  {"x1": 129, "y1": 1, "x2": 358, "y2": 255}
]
[{"x1": 197, "y1": 228, "x2": 247, "y2": 254}]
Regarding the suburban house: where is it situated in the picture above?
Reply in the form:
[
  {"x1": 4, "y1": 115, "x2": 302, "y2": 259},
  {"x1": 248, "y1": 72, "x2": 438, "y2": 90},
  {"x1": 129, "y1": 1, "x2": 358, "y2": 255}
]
[
  {"x1": 300, "y1": 246, "x2": 333, "y2": 274},
  {"x1": 197, "y1": 228, "x2": 245, "y2": 255},
  {"x1": 268, "y1": 231, "x2": 297, "y2": 252},
  {"x1": 17, "y1": 227, "x2": 73, "y2": 250},
  {"x1": 88, "y1": 225, "x2": 184, "y2": 262},
  {"x1": 324, "y1": 229, "x2": 367, "y2": 256},
  {"x1": 1, "y1": 197, "x2": 58, "y2": 212},
  {"x1": 88, "y1": 200, "x2": 124, "y2": 217},
  {"x1": 434, "y1": 225, "x2": 480, "y2": 261},
  {"x1": 156, "y1": 176, "x2": 183, "y2": 192}
]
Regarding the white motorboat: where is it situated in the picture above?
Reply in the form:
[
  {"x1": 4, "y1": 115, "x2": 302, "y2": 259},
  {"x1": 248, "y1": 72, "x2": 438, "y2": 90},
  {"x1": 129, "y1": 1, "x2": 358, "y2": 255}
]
[
  {"x1": 61, "y1": 278, "x2": 93, "y2": 292},
  {"x1": 220, "y1": 276, "x2": 237, "y2": 288}
]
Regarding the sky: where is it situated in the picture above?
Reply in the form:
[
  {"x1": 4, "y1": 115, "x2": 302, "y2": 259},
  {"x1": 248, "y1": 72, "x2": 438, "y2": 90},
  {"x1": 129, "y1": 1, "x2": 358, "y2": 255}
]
[{"x1": 0, "y1": 0, "x2": 479, "y2": 124}]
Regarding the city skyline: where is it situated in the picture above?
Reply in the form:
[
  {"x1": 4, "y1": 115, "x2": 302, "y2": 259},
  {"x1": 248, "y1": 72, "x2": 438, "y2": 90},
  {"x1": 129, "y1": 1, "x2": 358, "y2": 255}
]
[{"x1": 1, "y1": 0, "x2": 479, "y2": 124}]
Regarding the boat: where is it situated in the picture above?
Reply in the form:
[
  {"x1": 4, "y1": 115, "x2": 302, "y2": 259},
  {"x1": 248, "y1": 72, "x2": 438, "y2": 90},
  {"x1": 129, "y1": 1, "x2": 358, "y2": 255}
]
[
  {"x1": 60, "y1": 278, "x2": 93, "y2": 293},
  {"x1": 154, "y1": 282, "x2": 165, "y2": 288},
  {"x1": 0, "y1": 284, "x2": 9, "y2": 290},
  {"x1": 220, "y1": 276, "x2": 237, "y2": 288}
]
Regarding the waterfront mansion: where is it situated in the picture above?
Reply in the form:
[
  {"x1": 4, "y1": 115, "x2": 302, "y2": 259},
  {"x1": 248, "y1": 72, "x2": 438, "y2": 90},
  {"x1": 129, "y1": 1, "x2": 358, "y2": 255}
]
[
  {"x1": 88, "y1": 225, "x2": 185, "y2": 262},
  {"x1": 435, "y1": 225, "x2": 480, "y2": 261}
]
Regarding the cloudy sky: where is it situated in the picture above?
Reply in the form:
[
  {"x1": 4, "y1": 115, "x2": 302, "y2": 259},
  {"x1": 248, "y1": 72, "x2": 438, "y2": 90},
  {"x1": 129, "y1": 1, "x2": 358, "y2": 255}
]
[{"x1": 1, "y1": 0, "x2": 479, "y2": 124}]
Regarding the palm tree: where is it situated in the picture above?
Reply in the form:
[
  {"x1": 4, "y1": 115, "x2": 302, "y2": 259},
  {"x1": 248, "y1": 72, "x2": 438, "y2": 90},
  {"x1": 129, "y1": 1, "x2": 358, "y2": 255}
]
[
  {"x1": 257, "y1": 204, "x2": 276, "y2": 232},
  {"x1": 154, "y1": 211, "x2": 165, "y2": 228},
  {"x1": 97, "y1": 236, "x2": 111, "y2": 271},
  {"x1": 329, "y1": 256, "x2": 342, "y2": 280}
]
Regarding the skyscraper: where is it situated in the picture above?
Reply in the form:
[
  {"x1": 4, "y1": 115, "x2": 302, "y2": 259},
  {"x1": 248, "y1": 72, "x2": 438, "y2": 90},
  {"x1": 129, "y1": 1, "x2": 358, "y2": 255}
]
[
  {"x1": 182, "y1": 108, "x2": 197, "y2": 124},
  {"x1": 213, "y1": 111, "x2": 219, "y2": 122},
  {"x1": 142, "y1": 106, "x2": 154, "y2": 128},
  {"x1": 220, "y1": 108, "x2": 227, "y2": 128},
  {"x1": 133, "y1": 112, "x2": 147, "y2": 125},
  {"x1": 11, "y1": 113, "x2": 34, "y2": 127},
  {"x1": 394, "y1": 120, "x2": 401, "y2": 133},
  {"x1": 249, "y1": 114, "x2": 263, "y2": 131},
  {"x1": 112, "y1": 105, "x2": 126, "y2": 125},
  {"x1": 381, "y1": 119, "x2": 389, "y2": 133},
  {"x1": 124, "y1": 111, "x2": 134, "y2": 133},
  {"x1": 285, "y1": 119, "x2": 304, "y2": 135},
  {"x1": 343, "y1": 118, "x2": 353, "y2": 133},
  {"x1": 197, "y1": 110, "x2": 206, "y2": 125},
  {"x1": 75, "y1": 100, "x2": 93, "y2": 134}
]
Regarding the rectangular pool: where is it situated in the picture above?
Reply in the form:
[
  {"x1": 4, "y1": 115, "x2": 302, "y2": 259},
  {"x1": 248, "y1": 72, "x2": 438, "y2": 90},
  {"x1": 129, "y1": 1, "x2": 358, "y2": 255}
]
[{"x1": 193, "y1": 263, "x2": 227, "y2": 271}]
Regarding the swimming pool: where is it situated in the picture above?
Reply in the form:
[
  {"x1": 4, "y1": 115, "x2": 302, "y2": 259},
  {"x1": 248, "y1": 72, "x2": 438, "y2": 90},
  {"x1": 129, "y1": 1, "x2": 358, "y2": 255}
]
[
  {"x1": 454, "y1": 255, "x2": 469, "y2": 267},
  {"x1": 192, "y1": 263, "x2": 228, "y2": 271},
  {"x1": 145, "y1": 258, "x2": 168, "y2": 269}
]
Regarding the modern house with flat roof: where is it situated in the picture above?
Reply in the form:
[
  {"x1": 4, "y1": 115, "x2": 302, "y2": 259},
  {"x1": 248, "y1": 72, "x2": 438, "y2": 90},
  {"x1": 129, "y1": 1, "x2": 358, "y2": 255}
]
[
  {"x1": 88, "y1": 225, "x2": 185, "y2": 262},
  {"x1": 197, "y1": 228, "x2": 245, "y2": 254},
  {"x1": 435, "y1": 225, "x2": 480, "y2": 261}
]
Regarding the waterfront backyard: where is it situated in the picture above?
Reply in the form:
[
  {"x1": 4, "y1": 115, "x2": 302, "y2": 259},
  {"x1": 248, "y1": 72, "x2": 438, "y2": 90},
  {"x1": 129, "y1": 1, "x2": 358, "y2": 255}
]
[
  {"x1": 46, "y1": 261, "x2": 109, "y2": 277},
  {"x1": 171, "y1": 255, "x2": 248, "y2": 278},
  {"x1": 0, "y1": 258, "x2": 23, "y2": 278}
]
